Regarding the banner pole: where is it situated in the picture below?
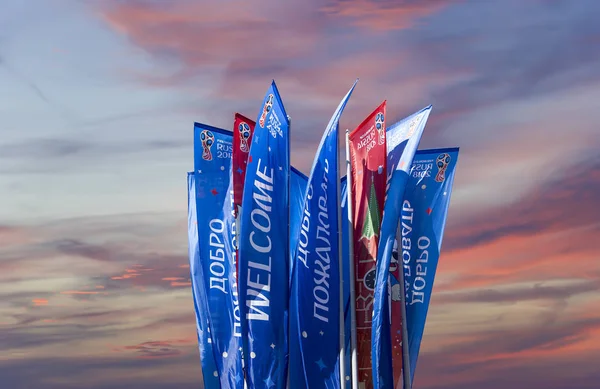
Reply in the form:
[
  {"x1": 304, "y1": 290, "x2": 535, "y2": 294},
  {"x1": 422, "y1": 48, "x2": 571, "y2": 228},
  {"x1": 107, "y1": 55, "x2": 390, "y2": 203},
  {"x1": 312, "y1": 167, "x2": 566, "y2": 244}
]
[
  {"x1": 235, "y1": 209, "x2": 249, "y2": 389},
  {"x1": 345, "y1": 129, "x2": 359, "y2": 389},
  {"x1": 397, "y1": 227, "x2": 412, "y2": 389},
  {"x1": 337, "y1": 124, "x2": 347, "y2": 389},
  {"x1": 287, "y1": 115, "x2": 292, "y2": 389}
]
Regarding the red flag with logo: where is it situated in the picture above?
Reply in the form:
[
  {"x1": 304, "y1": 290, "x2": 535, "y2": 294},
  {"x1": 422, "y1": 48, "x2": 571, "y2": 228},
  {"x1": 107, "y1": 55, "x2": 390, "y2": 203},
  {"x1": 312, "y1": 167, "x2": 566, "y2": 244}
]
[
  {"x1": 233, "y1": 113, "x2": 255, "y2": 215},
  {"x1": 232, "y1": 113, "x2": 255, "y2": 284},
  {"x1": 348, "y1": 101, "x2": 389, "y2": 389}
]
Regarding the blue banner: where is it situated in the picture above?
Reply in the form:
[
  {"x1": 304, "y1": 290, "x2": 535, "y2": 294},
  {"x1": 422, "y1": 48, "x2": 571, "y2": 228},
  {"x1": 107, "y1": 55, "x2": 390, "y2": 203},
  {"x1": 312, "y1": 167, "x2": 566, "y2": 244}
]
[
  {"x1": 397, "y1": 148, "x2": 459, "y2": 384},
  {"x1": 239, "y1": 81, "x2": 291, "y2": 389},
  {"x1": 371, "y1": 106, "x2": 432, "y2": 388},
  {"x1": 193, "y1": 123, "x2": 244, "y2": 388},
  {"x1": 289, "y1": 82, "x2": 357, "y2": 389},
  {"x1": 187, "y1": 172, "x2": 220, "y2": 389},
  {"x1": 290, "y1": 167, "x2": 308, "y2": 285}
]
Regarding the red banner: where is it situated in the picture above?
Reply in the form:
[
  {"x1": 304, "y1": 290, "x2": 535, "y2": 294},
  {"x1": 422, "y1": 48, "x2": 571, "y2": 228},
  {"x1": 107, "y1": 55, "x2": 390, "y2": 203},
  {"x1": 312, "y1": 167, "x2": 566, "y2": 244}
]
[
  {"x1": 349, "y1": 101, "x2": 388, "y2": 389},
  {"x1": 232, "y1": 113, "x2": 255, "y2": 214},
  {"x1": 232, "y1": 113, "x2": 255, "y2": 285}
]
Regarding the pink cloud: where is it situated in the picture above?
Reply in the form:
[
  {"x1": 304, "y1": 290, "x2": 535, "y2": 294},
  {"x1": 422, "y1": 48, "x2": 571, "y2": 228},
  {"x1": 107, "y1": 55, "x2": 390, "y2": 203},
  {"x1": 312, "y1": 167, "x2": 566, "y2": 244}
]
[{"x1": 322, "y1": 0, "x2": 457, "y2": 31}]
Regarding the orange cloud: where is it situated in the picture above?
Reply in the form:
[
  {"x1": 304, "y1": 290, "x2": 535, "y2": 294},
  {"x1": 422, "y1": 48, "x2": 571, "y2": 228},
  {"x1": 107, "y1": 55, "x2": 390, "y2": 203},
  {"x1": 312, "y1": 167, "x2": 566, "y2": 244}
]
[{"x1": 32, "y1": 298, "x2": 48, "y2": 306}]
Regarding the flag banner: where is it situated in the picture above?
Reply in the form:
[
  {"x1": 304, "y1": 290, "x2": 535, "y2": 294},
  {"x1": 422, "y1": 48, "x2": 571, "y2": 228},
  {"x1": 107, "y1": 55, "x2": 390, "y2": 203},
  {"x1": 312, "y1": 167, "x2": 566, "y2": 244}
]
[
  {"x1": 371, "y1": 106, "x2": 432, "y2": 389},
  {"x1": 290, "y1": 167, "x2": 308, "y2": 285},
  {"x1": 187, "y1": 172, "x2": 220, "y2": 389},
  {"x1": 395, "y1": 147, "x2": 459, "y2": 384},
  {"x1": 193, "y1": 122, "x2": 244, "y2": 388},
  {"x1": 233, "y1": 113, "x2": 256, "y2": 216},
  {"x1": 234, "y1": 115, "x2": 305, "y2": 287},
  {"x1": 239, "y1": 81, "x2": 290, "y2": 389},
  {"x1": 289, "y1": 82, "x2": 357, "y2": 389},
  {"x1": 233, "y1": 114, "x2": 256, "y2": 287},
  {"x1": 348, "y1": 101, "x2": 387, "y2": 389}
]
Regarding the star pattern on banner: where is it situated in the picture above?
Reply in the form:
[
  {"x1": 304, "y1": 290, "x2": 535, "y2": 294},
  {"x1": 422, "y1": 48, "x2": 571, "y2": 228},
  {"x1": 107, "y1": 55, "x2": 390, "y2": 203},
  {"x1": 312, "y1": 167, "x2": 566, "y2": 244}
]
[
  {"x1": 211, "y1": 189, "x2": 218, "y2": 196},
  {"x1": 264, "y1": 376, "x2": 275, "y2": 388},
  {"x1": 270, "y1": 343, "x2": 275, "y2": 349},
  {"x1": 316, "y1": 358, "x2": 327, "y2": 371},
  {"x1": 237, "y1": 167, "x2": 243, "y2": 174},
  {"x1": 426, "y1": 207, "x2": 432, "y2": 215}
]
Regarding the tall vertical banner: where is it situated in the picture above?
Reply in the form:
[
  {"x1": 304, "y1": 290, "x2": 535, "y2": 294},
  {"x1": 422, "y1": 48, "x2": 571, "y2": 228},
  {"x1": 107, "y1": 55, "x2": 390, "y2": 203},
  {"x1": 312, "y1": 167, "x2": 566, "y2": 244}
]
[
  {"x1": 289, "y1": 82, "x2": 357, "y2": 389},
  {"x1": 233, "y1": 114, "x2": 256, "y2": 284},
  {"x1": 187, "y1": 172, "x2": 220, "y2": 389},
  {"x1": 238, "y1": 81, "x2": 290, "y2": 389},
  {"x1": 193, "y1": 123, "x2": 244, "y2": 388},
  {"x1": 371, "y1": 106, "x2": 432, "y2": 389},
  {"x1": 348, "y1": 101, "x2": 387, "y2": 389},
  {"x1": 233, "y1": 115, "x2": 305, "y2": 286},
  {"x1": 396, "y1": 148, "x2": 459, "y2": 384},
  {"x1": 233, "y1": 113, "x2": 256, "y2": 215}
]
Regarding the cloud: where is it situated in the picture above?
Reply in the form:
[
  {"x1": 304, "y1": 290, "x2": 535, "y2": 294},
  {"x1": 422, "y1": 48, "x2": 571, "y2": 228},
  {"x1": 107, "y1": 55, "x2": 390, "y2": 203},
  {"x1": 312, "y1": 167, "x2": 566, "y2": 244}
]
[
  {"x1": 0, "y1": 137, "x2": 189, "y2": 174},
  {"x1": 0, "y1": 354, "x2": 202, "y2": 389},
  {"x1": 321, "y1": 0, "x2": 457, "y2": 31},
  {"x1": 445, "y1": 157, "x2": 600, "y2": 252},
  {"x1": 113, "y1": 338, "x2": 196, "y2": 359},
  {"x1": 436, "y1": 279, "x2": 600, "y2": 305}
]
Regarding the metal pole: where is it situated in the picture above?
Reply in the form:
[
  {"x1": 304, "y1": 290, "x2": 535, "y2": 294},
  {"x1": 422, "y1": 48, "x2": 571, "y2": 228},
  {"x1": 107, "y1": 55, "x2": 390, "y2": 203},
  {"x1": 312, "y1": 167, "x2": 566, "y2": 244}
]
[
  {"x1": 345, "y1": 130, "x2": 359, "y2": 389},
  {"x1": 337, "y1": 125, "x2": 346, "y2": 389},
  {"x1": 287, "y1": 115, "x2": 292, "y2": 389},
  {"x1": 397, "y1": 226, "x2": 412, "y2": 389}
]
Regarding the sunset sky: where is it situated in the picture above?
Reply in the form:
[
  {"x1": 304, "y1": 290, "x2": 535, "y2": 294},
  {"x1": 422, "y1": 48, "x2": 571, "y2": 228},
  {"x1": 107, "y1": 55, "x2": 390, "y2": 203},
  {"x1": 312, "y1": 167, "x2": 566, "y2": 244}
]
[{"x1": 2, "y1": 0, "x2": 600, "y2": 388}]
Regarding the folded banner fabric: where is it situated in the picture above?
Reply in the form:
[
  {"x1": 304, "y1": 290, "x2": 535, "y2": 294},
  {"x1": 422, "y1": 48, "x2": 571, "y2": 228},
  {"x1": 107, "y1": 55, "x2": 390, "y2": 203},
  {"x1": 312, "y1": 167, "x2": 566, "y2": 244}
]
[
  {"x1": 348, "y1": 101, "x2": 387, "y2": 389},
  {"x1": 396, "y1": 147, "x2": 459, "y2": 385},
  {"x1": 289, "y1": 82, "x2": 356, "y2": 389},
  {"x1": 193, "y1": 123, "x2": 244, "y2": 388},
  {"x1": 238, "y1": 81, "x2": 291, "y2": 389},
  {"x1": 187, "y1": 172, "x2": 221, "y2": 389},
  {"x1": 371, "y1": 106, "x2": 432, "y2": 389}
]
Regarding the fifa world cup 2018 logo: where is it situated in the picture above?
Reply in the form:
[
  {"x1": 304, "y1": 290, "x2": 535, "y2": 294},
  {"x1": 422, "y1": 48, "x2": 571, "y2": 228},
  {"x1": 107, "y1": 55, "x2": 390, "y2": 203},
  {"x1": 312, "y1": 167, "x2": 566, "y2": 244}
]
[
  {"x1": 238, "y1": 122, "x2": 251, "y2": 153},
  {"x1": 259, "y1": 94, "x2": 274, "y2": 128},
  {"x1": 200, "y1": 130, "x2": 215, "y2": 161},
  {"x1": 375, "y1": 112, "x2": 385, "y2": 145},
  {"x1": 435, "y1": 153, "x2": 451, "y2": 182}
]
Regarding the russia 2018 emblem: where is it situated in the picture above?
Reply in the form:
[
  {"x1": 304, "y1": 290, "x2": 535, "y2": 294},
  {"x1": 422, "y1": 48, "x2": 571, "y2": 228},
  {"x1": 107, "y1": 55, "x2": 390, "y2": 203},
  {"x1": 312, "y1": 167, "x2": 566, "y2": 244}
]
[
  {"x1": 200, "y1": 130, "x2": 215, "y2": 161},
  {"x1": 435, "y1": 153, "x2": 451, "y2": 182},
  {"x1": 375, "y1": 112, "x2": 385, "y2": 145},
  {"x1": 238, "y1": 122, "x2": 251, "y2": 153},
  {"x1": 259, "y1": 94, "x2": 274, "y2": 128}
]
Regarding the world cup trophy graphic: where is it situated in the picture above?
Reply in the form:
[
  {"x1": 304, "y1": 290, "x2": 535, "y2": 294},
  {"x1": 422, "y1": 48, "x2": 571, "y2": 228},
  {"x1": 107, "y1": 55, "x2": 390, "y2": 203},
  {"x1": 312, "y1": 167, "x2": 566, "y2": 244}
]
[
  {"x1": 258, "y1": 94, "x2": 274, "y2": 128},
  {"x1": 238, "y1": 122, "x2": 251, "y2": 153},
  {"x1": 435, "y1": 153, "x2": 451, "y2": 182},
  {"x1": 375, "y1": 112, "x2": 385, "y2": 145},
  {"x1": 200, "y1": 129, "x2": 215, "y2": 161}
]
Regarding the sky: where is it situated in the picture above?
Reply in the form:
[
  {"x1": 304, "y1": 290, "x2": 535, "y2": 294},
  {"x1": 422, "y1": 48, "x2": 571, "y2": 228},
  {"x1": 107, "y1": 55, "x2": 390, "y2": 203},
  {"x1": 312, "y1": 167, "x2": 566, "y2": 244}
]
[{"x1": 1, "y1": 0, "x2": 600, "y2": 388}]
